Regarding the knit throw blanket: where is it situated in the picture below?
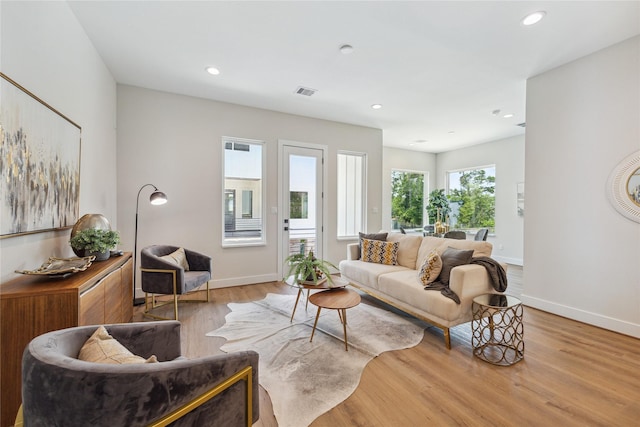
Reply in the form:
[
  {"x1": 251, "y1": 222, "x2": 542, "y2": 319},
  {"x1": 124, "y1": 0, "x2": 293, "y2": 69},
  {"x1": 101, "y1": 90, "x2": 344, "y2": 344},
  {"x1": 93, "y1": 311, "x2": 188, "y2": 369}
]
[{"x1": 424, "y1": 256, "x2": 508, "y2": 304}]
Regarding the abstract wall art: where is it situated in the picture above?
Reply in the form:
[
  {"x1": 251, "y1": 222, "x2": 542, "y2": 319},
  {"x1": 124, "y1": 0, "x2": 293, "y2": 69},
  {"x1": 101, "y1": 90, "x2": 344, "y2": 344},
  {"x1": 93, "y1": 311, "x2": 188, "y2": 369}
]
[{"x1": 0, "y1": 73, "x2": 81, "y2": 237}]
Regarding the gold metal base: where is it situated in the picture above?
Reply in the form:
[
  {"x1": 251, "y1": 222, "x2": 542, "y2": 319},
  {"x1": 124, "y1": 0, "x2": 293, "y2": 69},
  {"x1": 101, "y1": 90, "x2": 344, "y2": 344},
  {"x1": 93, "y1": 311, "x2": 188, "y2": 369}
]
[{"x1": 143, "y1": 283, "x2": 210, "y2": 321}]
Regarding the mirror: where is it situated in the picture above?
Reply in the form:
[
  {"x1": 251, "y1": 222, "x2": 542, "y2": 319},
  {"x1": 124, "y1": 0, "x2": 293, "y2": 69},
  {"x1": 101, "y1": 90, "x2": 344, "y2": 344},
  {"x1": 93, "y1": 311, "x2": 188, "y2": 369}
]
[
  {"x1": 608, "y1": 150, "x2": 640, "y2": 223},
  {"x1": 628, "y1": 167, "x2": 640, "y2": 207}
]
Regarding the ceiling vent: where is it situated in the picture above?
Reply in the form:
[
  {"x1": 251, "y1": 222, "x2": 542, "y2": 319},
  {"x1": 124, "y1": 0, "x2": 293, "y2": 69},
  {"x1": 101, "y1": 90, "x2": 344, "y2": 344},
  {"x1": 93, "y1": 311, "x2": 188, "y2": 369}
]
[
  {"x1": 516, "y1": 122, "x2": 526, "y2": 128},
  {"x1": 295, "y1": 86, "x2": 317, "y2": 96}
]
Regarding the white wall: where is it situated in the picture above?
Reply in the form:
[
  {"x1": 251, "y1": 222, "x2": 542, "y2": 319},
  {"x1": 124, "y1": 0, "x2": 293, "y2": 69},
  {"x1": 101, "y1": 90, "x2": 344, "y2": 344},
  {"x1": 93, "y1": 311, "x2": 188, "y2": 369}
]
[
  {"x1": 116, "y1": 85, "x2": 382, "y2": 293},
  {"x1": 0, "y1": 1, "x2": 117, "y2": 282},
  {"x1": 524, "y1": 36, "x2": 640, "y2": 338},
  {"x1": 437, "y1": 135, "x2": 525, "y2": 265}
]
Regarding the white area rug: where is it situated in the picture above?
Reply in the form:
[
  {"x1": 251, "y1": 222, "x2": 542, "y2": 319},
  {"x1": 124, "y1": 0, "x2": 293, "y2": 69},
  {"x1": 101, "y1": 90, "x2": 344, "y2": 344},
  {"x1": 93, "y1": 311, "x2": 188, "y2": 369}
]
[{"x1": 206, "y1": 293, "x2": 425, "y2": 427}]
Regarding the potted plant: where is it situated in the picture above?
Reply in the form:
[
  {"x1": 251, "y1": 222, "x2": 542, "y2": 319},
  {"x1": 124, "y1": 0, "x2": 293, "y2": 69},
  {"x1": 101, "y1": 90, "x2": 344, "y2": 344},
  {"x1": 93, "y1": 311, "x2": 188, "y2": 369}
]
[
  {"x1": 426, "y1": 189, "x2": 451, "y2": 224},
  {"x1": 69, "y1": 228, "x2": 120, "y2": 261},
  {"x1": 283, "y1": 251, "x2": 338, "y2": 286}
]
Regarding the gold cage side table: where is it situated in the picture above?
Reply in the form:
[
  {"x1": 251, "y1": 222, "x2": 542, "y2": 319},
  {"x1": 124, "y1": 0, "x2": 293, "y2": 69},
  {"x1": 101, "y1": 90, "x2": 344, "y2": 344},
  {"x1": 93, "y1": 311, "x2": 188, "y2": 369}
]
[{"x1": 472, "y1": 294, "x2": 524, "y2": 366}]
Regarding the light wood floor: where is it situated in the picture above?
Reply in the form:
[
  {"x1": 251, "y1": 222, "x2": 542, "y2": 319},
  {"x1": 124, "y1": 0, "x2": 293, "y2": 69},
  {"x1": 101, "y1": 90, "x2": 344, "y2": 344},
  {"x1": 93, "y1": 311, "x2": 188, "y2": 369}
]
[{"x1": 134, "y1": 282, "x2": 640, "y2": 427}]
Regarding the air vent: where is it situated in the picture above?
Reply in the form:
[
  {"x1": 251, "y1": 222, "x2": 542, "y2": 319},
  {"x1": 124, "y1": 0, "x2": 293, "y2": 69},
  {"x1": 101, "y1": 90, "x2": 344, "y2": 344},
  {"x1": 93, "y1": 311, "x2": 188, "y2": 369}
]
[
  {"x1": 516, "y1": 122, "x2": 526, "y2": 128},
  {"x1": 295, "y1": 86, "x2": 317, "y2": 96}
]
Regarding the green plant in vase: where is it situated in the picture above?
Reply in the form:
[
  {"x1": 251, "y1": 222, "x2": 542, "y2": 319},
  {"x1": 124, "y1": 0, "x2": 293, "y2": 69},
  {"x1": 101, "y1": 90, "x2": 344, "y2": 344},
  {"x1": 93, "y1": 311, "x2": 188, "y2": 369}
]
[
  {"x1": 283, "y1": 251, "x2": 338, "y2": 286},
  {"x1": 69, "y1": 228, "x2": 120, "y2": 261}
]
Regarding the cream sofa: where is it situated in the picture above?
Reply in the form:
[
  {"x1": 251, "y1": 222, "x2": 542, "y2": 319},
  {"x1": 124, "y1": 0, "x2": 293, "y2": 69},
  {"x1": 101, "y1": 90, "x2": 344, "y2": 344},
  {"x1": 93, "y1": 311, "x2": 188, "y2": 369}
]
[{"x1": 339, "y1": 233, "x2": 504, "y2": 349}]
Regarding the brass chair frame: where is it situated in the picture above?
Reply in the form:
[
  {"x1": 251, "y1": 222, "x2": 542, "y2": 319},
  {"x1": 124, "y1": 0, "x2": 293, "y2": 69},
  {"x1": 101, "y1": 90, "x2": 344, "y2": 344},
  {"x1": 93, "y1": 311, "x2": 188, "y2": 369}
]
[
  {"x1": 141, "y1": 267, "x2": 210, "y2": 320},
  {"x1": 148, "y1": 365, "x2": 253, "y2": 427}
]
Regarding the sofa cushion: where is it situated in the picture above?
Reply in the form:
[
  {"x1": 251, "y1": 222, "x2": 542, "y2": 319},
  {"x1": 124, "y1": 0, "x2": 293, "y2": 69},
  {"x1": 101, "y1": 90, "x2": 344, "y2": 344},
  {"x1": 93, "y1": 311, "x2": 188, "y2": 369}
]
[
  {"x1": 416, "y1": 236, "x2": 445, "y2": 264},
  {"x1": 377, "y1": 270, "x2": 463, "y2": 322},
  {"x1": 339, "y1": 259, "x2": 407, "y2": 291},
  {"x1": 78, "y1": 326, "x2": 158, "y2": 364},
  {"x1": 418, "y1": 251, "x2": 443, "y2": 285},
  {"x1": 361, "y1": 238, "x2": 399, "y2": 265},
  {"x1": 386, "y1": 233, "x2": 423, "y2": 269},
  {"x1": 438, "y1": 247, "x2": 474, "y2": 285},
  {"x1": 438, "y1": 239, "x2": 492, "y2": 258}
]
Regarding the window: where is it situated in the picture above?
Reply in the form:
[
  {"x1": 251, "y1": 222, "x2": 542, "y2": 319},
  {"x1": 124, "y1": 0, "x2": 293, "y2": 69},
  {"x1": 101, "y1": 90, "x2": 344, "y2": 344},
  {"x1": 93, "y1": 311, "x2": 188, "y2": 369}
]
[
  {"x1": 447, "y1": 165, "x2": 495, "y2": 232},
  {"x1": 222, "y1": 137, "x2": 265, "y2": 246},
  {"x1": 337, "y1": 152, "x2": 366, "y2": 238},
  {"x1": 391, "y1": 170, "x2": 427, "y2": 231}
]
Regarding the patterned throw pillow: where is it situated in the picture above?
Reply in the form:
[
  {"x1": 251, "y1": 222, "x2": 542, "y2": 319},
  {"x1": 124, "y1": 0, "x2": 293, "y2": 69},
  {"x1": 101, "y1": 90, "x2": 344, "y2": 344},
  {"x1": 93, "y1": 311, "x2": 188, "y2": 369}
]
[
  {"x1": 361, "y1": 238, "x2": 399, "y2": 265},
  {"x1": 418, "y1": 251, "x2": 443, "y2": 285}
]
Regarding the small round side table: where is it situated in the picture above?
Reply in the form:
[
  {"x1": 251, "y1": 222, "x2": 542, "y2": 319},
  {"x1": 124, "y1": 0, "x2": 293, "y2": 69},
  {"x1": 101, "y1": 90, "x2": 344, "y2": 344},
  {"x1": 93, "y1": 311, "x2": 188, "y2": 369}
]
[{"x1": 472, "y1": 294, "x2": 524, "y2": 366}]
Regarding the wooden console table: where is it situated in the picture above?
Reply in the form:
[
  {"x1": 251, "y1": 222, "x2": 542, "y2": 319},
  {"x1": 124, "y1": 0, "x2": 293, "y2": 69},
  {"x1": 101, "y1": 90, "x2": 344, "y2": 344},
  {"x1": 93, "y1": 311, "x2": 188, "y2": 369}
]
[{"x1": 0, "y1": 253, "x2": 133, "y2": 427}]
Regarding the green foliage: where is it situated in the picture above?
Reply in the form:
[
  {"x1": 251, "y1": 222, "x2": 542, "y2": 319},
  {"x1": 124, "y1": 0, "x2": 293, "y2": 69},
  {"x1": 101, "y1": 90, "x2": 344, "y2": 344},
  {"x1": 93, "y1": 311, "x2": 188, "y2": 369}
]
[
  {"x1": 70, "y1": 228, "x2": 120, "y2": 253},
  {"x1": 391, "y1": 171, "x2": 424, "y2": 228},
  {"x1": 283, "y1": 251, "x2": 338, "y2": 286},
  {"x1": 426, "y1": 189, "x2": 451, "y2": 224},
  {"x1": 448, "y1": 169, "x2": 495, "y2": 230}
]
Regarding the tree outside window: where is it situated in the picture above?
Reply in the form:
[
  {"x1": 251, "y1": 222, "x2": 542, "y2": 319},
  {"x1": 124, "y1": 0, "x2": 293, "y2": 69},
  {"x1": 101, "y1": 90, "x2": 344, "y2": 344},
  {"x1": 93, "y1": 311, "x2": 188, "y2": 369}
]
[
  {"x1": 391, "y1": 170, "x2": 426, "y2": 230},
  {"x1": 447, "y1": 166, "x2": 495, "y2": 232}
]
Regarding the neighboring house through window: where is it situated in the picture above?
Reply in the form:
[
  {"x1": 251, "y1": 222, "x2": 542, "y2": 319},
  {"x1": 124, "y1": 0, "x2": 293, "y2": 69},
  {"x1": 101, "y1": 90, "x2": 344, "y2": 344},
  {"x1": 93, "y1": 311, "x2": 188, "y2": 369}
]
[{"x1": 223, "y1": 137, "x2": 265, "y2": 246}]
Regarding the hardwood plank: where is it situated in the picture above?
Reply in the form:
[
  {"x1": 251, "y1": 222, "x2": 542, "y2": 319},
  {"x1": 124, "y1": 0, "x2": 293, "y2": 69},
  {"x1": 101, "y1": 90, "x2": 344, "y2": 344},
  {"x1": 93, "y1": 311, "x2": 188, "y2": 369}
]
[{"x1": 133, "y1": 281, "x2": 640, "y2": 427}]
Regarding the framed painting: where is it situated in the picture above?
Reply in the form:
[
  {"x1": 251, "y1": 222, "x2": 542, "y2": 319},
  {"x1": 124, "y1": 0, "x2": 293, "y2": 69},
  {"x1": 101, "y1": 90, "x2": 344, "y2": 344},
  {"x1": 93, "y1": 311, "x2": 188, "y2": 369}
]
[{"x1": 0, "y1": 73, "x2": 81, "y2": 237}]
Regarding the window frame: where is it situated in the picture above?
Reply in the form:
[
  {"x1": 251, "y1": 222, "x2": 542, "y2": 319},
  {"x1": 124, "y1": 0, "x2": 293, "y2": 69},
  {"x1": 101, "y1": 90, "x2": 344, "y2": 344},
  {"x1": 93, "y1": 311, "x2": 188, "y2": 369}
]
[
  {"x1": 221, "y1": 137, "x2": 266, "y2": 247},
  {"x1": 337, "y1": 151, "x2": 367, "y2": 240}
]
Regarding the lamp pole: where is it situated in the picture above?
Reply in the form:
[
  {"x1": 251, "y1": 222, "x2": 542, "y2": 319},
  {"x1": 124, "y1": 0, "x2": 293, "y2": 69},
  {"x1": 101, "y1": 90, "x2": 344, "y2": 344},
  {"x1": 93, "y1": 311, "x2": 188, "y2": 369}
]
[{"x1": 133, "y1": 184, "x2": 168, "y2": 306}]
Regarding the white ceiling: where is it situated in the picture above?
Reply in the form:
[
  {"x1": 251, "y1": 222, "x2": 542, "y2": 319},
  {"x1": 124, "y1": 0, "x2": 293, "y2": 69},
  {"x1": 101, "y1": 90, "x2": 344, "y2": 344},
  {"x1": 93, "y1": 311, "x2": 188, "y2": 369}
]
[{"x1": 68, "y1": 1, "x2": 640, "y2": 153}]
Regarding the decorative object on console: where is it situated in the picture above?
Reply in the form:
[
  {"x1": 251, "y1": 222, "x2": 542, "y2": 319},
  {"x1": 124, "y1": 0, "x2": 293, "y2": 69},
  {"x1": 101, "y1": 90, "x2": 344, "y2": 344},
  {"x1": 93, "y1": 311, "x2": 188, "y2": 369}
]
[
  {"x1": 607, "y1": 150, "x2": 640, "y2": 223},
  {"x1": 15, "y1": 256, "x2": 95, "y2": 278},
  {"x1": 283, "y1": 251, "x2": 337, "y2": 286},
  {"x1": 70, "y1": 214, "x2": 112, "y2": 256},
  {"x1": 69, "y1": 228, "x2": 120, "y2": 261},
  {"x1": 0, "y1": 73, "x2": 81, "y2": 238},
  {"x1": 133, "y1": 183, "x2": 168, "y2": 305}
]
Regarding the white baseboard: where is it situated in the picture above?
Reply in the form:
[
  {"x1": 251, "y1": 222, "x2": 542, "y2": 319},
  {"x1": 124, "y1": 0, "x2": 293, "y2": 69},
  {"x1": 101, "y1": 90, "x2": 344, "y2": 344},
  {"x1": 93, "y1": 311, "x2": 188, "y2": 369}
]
[
  {"x1": 210, "y1": 273, "x2": 281, "y2": 289},
  {"x1": 521, "y1": 294, "x2": 640, "y2": 339},
  {"x1": 492, "y1": 255, "x2": 523, "y2": 266}
]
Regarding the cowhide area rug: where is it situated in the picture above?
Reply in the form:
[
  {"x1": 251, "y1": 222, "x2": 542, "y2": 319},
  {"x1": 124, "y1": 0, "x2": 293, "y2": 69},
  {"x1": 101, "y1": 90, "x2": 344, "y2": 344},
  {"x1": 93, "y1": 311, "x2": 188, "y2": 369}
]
[{"x1": 206, "y1": 292, "x2": 425, "y2": 427}]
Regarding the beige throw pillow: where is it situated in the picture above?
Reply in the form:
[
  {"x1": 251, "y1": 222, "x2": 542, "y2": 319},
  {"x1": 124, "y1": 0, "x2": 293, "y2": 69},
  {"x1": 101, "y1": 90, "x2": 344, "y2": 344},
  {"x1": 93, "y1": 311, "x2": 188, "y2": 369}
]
[
  {"x1": 418, "y1": 251, "x2": 443, "y2": 285},
  {"x1": 78, "y1": 326, "x2": 158, "y2": 364},
  {"x1": 160, "y1": 247, "x2": 190, "y2": 271}
]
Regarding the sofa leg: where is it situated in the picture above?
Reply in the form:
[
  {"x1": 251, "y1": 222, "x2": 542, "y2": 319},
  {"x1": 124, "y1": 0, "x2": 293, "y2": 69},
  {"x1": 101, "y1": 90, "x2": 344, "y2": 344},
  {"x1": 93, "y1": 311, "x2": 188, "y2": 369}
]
[{"x1": 444, "y1": 328, "x2": 451, "y2": 349}]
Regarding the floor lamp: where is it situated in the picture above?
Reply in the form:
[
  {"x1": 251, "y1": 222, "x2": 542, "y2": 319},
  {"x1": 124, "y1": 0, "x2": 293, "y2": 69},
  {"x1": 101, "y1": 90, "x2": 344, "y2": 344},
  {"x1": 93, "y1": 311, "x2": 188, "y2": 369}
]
[{"x1": 134, "y1": 183, "x2": 168, "y2": 306}]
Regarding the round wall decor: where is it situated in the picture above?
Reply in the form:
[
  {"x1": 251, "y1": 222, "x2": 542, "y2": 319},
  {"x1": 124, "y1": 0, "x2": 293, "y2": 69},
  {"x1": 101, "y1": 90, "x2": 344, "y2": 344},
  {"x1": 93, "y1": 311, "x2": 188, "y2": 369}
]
[{"x1": 607, "y1": 150, "x2": 640, "y2": 223}]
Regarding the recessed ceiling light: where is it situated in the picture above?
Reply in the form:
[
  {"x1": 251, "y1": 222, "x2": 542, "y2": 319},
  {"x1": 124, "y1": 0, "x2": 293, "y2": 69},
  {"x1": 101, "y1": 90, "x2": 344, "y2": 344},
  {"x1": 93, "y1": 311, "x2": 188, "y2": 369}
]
[
  {"x1": 340, "y1": 44, "x2": 354, "y2": 54},
  {"x1": 448, "y1": 131, "x2": 455, "y2": 134},
  {"x1": 371, "y1": 104, "x2": 382, "y2": 109},
  {"x1": 205, "y1": 66, "x2": 220, "y2": 75},
  {"x1": 414, "y1": 139, "x2": 427, "y2": 143},
  {"x1": 521, "y1": 11, "x2": 546, "y2": 26},
  {"x1": 503, "y1": 113, "x2": 514, "y2": 118}
]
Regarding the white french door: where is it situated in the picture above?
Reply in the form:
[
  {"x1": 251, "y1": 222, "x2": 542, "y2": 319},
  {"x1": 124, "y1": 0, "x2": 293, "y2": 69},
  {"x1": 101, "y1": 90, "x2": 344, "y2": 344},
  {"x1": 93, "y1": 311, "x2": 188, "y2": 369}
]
[{"x1": 280, "y1": 143, "x2": 325, "y2": 271}]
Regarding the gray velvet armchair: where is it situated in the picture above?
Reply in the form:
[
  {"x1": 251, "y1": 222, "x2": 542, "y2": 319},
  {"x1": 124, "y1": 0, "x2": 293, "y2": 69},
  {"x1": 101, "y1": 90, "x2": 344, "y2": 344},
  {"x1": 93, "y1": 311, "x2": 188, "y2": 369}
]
[
  {"x1": 141, "y1": 245, "x2": 212, "y2": 320},
  {"x1": 21, "y1": 321, "x2": 259, "y2": 427}
]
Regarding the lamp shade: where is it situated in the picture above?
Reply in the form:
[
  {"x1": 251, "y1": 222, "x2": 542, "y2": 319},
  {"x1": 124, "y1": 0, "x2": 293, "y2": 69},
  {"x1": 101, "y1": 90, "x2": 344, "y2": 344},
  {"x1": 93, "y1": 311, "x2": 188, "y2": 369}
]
[{"x1": 149, "y1": 191, "x2": 168, "y2": 205}]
